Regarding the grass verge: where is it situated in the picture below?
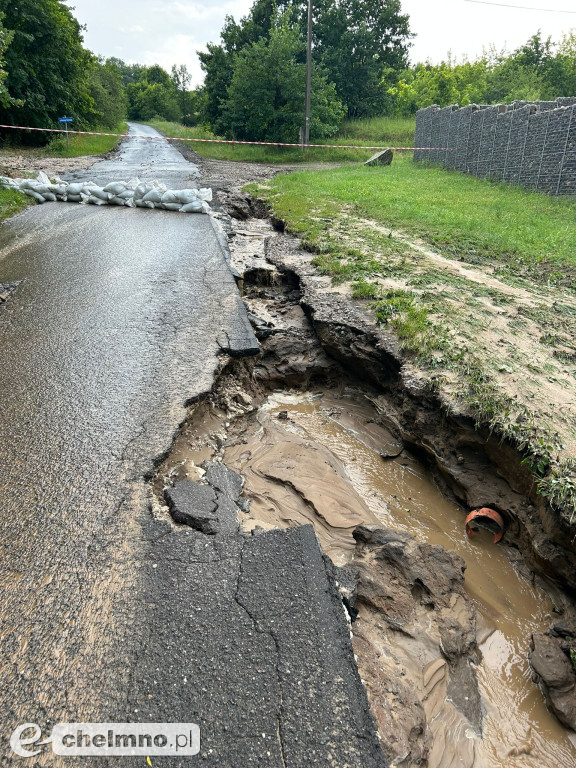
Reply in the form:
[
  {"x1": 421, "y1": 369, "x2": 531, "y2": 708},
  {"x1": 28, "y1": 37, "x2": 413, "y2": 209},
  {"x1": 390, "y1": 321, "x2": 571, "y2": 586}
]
[
  {"x1": 249, "y1": 155, "x2": 576, "y2": 521},
  {"x1": 0, "y1": 122, "x2": 128, "y2": 159},
  {"x1": 149, "y1": 117, "x2": 415, "y2": 164},
  {"x1": 0, "y1": 187, "x2": 32, "y2": 222}
]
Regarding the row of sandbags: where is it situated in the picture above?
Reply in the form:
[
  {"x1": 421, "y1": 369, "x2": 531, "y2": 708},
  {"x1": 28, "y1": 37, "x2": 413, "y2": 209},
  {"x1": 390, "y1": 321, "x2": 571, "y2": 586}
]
[{"x1": 0, "y1": 171, "x2": 212, "y2": 213}]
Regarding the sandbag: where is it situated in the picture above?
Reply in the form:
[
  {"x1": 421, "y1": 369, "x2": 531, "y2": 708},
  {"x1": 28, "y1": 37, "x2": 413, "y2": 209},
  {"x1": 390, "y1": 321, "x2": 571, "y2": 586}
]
[
  {"x1": 176, "y1": 189, "x2": 198, "y2": 205},
  {"x1": 142, "y1": 188, "x2": 162, "y2": 204},
  {"x1": 133, "y1": 183, "x2": 148, "y2": 200},
  {"x1": 161, "y1": 190, "x2": 179, "y2": 204},
  {"x1": 89, "y1": 188, "x2": 111, "y2": 202},
  {"x1": 1, "y1": 171, "x2": 212, "y2": 214},
  {"x1": 22, "y1": 189, "x2": 45, "y2": 203},
  {"x1": 196, "y1": 188, "x2": 213, "y2": 202},
  {"x1": 180, "y1": 201, "x2": 204, "y2": 213},
  {"x1": 103, "y1": 181, "x2": 127, "y2": 195}
]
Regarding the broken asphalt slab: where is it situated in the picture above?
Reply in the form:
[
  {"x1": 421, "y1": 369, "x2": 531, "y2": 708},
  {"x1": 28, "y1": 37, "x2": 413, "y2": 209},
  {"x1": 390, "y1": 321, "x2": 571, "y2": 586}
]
[
  {"x1": 132, "y1": 461, "x2": 385, "y2": 767},
  {"x1": 152, "y1": 466, "x2": 385, "y2": 766},
  {"x1": 130, "y1": 521, "x2": 386, "y2": 767}
]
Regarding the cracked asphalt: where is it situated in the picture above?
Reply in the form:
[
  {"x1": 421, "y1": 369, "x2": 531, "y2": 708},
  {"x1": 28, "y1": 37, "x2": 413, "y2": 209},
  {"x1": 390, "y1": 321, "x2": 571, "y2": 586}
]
[{"x1": 0, "y1": 124, "x2": 385, "y2": 766}]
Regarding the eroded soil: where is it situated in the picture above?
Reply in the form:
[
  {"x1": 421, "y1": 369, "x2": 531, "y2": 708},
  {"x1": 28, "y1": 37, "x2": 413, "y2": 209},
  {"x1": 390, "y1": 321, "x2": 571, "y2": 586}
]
[{"x1": 151, "y1": 250, "x2": 576, "y2": 767}]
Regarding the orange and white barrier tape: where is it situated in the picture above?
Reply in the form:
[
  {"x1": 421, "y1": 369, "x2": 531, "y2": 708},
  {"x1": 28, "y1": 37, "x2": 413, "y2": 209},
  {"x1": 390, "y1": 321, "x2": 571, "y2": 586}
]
[{"x1": 0, "y1": 124, "x2": 453, "y2": 151}]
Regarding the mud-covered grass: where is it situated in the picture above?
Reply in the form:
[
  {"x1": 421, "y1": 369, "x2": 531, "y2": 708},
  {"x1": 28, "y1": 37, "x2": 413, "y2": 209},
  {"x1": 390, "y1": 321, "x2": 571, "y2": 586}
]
[
  {"x1": 149, "y1": 118, "x2": 413, "y2": 164},
  {"x1": 0, "y1": 187, "x2": 33, "y2": 221},
  {"x1": 0, "y1": 122, "x2": 128, "y2": 159},
  {"x1": 248, "y1": 157, "x2": 576, "y2": 521}
]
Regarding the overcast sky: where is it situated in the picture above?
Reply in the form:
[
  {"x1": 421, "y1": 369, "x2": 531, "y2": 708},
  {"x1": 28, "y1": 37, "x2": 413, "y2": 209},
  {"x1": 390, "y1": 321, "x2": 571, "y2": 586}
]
[{"x1": 64, "y1": 0, "x2": 576, "y2": 85}]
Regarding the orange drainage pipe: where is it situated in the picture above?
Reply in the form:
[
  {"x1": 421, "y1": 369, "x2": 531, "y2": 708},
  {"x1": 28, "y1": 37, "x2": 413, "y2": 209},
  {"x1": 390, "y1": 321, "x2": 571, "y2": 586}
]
[{"x1": 465, "y1": 507, "x2": 505, "y2": 543}]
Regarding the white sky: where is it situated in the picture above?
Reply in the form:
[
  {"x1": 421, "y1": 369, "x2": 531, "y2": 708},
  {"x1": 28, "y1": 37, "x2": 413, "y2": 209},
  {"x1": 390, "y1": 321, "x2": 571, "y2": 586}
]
[{"x1": 64, "y1": 0, "x2": 576, "y2": 86}]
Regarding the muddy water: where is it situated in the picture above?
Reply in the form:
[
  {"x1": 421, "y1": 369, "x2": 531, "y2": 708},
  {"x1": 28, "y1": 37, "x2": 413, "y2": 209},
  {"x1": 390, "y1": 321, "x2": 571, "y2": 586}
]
[{"x1": 223, "y1": 388, "x2": 576, "y2": 768}]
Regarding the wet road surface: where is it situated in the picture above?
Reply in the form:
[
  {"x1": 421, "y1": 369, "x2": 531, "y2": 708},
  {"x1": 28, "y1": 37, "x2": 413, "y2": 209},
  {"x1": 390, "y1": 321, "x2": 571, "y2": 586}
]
[{"x1": 0, "y1": 125, "x2": 383, "y2": 766}]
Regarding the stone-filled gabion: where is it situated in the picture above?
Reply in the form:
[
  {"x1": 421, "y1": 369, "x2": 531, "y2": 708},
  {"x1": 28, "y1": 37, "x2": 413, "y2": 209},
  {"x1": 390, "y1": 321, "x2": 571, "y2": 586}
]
[{"x1": 414, "y1": 97, "x2": 576, "y2": 195}]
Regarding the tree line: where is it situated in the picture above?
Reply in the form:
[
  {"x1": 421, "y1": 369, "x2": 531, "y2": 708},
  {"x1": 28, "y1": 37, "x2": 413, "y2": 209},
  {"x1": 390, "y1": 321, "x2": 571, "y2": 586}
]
[
  {"x1": 1, "y1": 0, "x2": 575, "y2": 148},
  {"x1": 388, "y1": 32, "x2": 576, "y2": 115},
  {"x1": 0, "y1": 0, "x2": 196, "y2": 144}
]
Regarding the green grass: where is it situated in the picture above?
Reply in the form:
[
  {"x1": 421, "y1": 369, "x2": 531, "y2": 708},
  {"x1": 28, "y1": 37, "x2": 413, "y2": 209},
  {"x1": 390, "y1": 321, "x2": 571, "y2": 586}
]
[
  {"x1": 339, "y1": 116, "x2": 415, "y2": 146},
  {"x1": 41, "y1": 122, "x2": 128, "y2": 157},
  {"x1": 149, "y1": 118, "x2": 414, "y2": 164},
  {"x1": 0, "y1": 123, "x2": 128, "y2": 159},
  {"x1": 250, "y1": 154, "x2": 576, "y2": 280},
  {"x1": 0, "y1": 187, "x2": 33, "y2": 221}
]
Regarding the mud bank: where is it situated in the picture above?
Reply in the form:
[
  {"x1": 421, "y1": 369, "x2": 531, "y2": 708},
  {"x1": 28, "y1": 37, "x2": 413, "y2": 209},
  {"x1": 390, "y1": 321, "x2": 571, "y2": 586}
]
[{"x1": 150, "y1": 221, "x2": 576, "y2": 766}]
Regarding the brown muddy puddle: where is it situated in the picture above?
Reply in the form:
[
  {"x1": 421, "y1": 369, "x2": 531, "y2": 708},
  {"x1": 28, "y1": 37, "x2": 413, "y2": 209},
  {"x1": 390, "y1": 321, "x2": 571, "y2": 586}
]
[
  {"x1": 220, "y1": 387, "x2": 576, "y2": 768},
  {"x1": 157, "y1": 381, "x2": 576, "y2": 767}
]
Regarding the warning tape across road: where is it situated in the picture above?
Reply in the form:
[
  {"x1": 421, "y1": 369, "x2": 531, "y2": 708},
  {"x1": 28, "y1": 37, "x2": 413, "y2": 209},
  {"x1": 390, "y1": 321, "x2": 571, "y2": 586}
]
[{"x1": 0, "y1": 123, "x2": 453, "y2": 152}]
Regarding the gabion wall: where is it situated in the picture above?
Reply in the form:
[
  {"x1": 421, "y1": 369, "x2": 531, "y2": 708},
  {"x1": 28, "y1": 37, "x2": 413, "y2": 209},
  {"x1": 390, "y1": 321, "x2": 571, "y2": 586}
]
[{"x1": 414, "y1": 97, "x2": 576, "y2": 195}]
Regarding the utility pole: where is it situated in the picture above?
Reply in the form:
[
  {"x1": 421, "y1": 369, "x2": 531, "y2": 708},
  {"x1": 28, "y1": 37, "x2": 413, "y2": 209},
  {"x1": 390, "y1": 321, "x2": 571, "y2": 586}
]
[{"x1": 304, "y1": 0, "x2": 312, "y2": 147}]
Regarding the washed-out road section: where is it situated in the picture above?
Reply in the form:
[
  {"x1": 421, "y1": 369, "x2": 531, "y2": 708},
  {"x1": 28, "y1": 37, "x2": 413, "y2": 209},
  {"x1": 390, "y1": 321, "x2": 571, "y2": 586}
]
[{"x1": 0, "y1": 123, "x2": 384, "y2": 766}]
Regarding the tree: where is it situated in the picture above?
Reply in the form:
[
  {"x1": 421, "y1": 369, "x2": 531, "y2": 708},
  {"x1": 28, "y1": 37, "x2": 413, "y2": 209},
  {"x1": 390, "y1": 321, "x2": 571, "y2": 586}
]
[
  {"x1": 200, "y1": 0, "x2": 413, "y2": 128},
  {"x1": 87, "y1": 58, "x2": 127, "y2": 128},
  {"x1": 221, "y1": 15, "x2": 344, "y2": 142},
  {"x1": 123, "y1": 64, "x2": 182, "y2": 122},
  {"x1": 171, "y1": 64, "x2": 198, "y2": 125},
  {"x1": 0, "y1": 12, "x2": 19, "y2": 109},
  {"x1": 0, "y1": 0, "x2": 94, "y2": 138},
  {"x1": 198, "y1": 3, "x2": 279, "y2": 130},
  {"x1": 307, "y1": 0, "x2": 413, "y2": 117}
]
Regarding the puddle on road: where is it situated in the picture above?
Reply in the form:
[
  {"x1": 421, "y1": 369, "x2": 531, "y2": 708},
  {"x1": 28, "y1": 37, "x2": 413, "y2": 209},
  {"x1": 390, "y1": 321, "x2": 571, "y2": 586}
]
[{"x1": 220, "y1": 388, "x2": 576, "y2": 768}]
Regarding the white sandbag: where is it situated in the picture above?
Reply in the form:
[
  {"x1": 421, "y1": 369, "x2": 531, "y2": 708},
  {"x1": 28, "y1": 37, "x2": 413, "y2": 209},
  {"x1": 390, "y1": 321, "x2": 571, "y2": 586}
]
[
  {"x1": 196, "y1": 187, "x2": 213, "y2": 202},
  {"x1": 103, "y1": 181, "x2": 127, "y2": 195},
  {"x1": 41, "y1": 192, "x2": 57, "y2": 202},
  {"x1": 180, "y1": 200, "x2": 204, "y2": 213},
  {"x1": 109, "y1": 196, "x2": 126, "y2": 206},
  {"x1": 125, "y1": 177, "x2": 140, "y2": 190},
  {"x1": 161, "y1": 190, "x2": 179, "y2": 204},
  {"x1": 142, "y1": 188, "x2": 163, "y2": 204},
  {"x1": 87, "y1": 196, "x2": 107, "y2": 206},
  {"x1": 24, "y1": 182, "x2": 49, "y2": 194},
  {"x1": 118, "y1": 189, "x2": 134, "y2": 200},
  {"x1": 23, "y1": 189, "x2": 46, "y2": 203},
  {"x1": 36, "y1": 170, "x2": 50, "y2": 186},
  {"x1": 133, "y1": 183, "x2": 148, "y2": 200},
  {"x1": 90, "y1": 188, "x2": 111, "y2": 202},
  {"x1": 135, "y1": 199, "x2": 155, "y2": 208},
  {"x1": 67, "y1": 182, "x2": 83, "y2": 196},
  {"x1": 162, "y1": 202, "x2": 182, "y2": 211},
  {"x1": 176, "y1": 189, "x2": 198, "y2": 205}
]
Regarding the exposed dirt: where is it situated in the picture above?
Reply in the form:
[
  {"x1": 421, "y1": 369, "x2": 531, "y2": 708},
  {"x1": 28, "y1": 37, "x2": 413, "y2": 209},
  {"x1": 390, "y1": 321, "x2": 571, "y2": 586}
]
[
  {"x1": 172, "y1": 140, "x2": 344, "y2": 193},
  {"x1": 0, "y1": 142, "x2": 124, "y2": 178}
]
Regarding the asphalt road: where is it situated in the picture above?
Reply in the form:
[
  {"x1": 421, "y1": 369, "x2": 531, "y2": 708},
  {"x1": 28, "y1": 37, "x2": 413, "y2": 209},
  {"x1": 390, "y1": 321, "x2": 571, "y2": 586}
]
[{"x1": 0, "y1": 125, "x2": 385, "y2": 766}]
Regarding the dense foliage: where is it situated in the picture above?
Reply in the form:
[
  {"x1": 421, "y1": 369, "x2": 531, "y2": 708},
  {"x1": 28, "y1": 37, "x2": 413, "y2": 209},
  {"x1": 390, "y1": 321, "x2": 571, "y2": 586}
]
[
  {"x1": 0, "y1": 1, "x2": 198, "y2": 145},
  {"x1": 387, "y1": 32, "x2": 576, "y2": 115},
  {"x1": 198, "y1": 0, "x2": 413, "y2": 139},
  {"x1": 222, "y1": 16, "x2": 344, "y2": 142}
]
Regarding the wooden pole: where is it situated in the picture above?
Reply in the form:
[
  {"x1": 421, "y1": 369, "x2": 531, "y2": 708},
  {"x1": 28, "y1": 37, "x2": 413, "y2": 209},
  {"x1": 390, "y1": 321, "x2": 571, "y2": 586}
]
[{"x1": 304, "y1": 0, "x2": 312, "y2": 147}]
